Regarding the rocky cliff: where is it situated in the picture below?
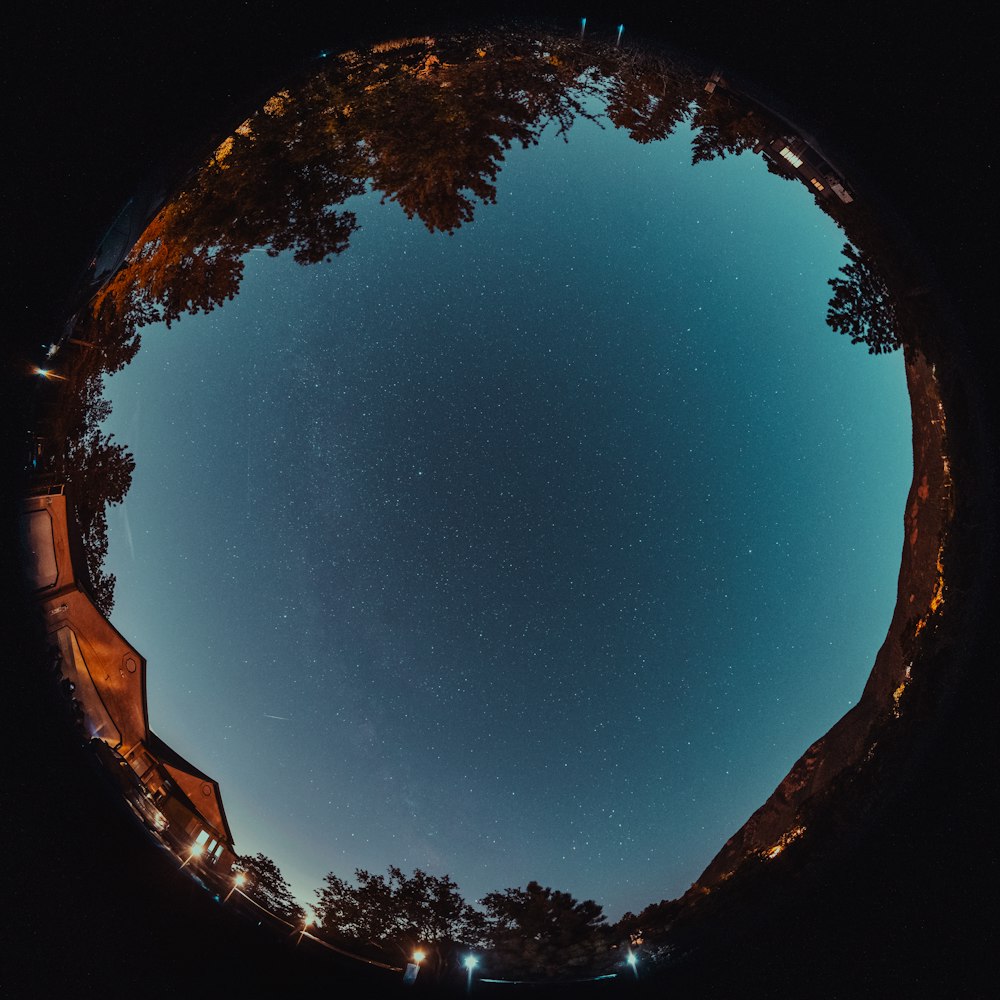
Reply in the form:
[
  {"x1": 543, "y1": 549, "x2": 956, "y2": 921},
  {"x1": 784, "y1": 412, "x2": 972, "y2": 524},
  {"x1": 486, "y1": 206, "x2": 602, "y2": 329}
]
[{"x1": 695, "y1": 347, "x2": 952, "y2": 887}]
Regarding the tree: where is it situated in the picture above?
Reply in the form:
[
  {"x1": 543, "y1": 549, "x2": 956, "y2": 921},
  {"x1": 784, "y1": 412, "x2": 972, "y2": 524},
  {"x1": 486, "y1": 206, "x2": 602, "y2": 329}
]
[
  {"x1": 689, "y1": 91, "x2": 766, "y2": 164},
  {"x1": 481, "y1": 881, "x2": 613, "y2": 980},
  {"x1": 62, "y1": 426, "x2": 135, "y2": 616},
  {"x1": 335, "y1": 34, "x2": 600, "y2": 235},
  {"x1": 602, "y1": 57, "x2": 697, "y2": 145},
  {"x1": 315, "y1": 866, "x2": 486, "y2": 974},
  {"x1": 826, "y1": 242, "x2": 901, "y2": 354},
  {"x1": 77, "y1": 507, "x2": 115, "y2": 616},
  {"x1": 234, "y1": 853, "x2": 305, "y2": 923},
  {"x1": 64, "y1": 427, "x2": 134, "y2": 508}
]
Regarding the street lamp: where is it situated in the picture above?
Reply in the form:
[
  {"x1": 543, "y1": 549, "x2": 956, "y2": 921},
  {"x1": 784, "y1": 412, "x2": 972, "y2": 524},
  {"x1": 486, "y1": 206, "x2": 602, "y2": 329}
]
[
  {"x1": 295, "y1": 913, "x2": 314, "y2": 945},
  {"x1": 179, "y1": 842, "x2": 204, "y2": 870},
  {"x1": 403, "y1": 949, "x2": 427, "y2": 986},
  {"x1": 627, "y1": 951, "x2": 639, "y2": 978},
  {"x1": 224, "y1": 871, "x2": 247, "y2": 902},
  {"x1": 464, "y1": 954, "x2": 478, "y2": 993}
]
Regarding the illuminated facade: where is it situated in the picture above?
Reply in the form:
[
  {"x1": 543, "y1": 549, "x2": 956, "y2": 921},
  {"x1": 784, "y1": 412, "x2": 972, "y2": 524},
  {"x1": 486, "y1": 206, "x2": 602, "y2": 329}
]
[
  {"x1": 125, "y1": 732, "x2": 236, "y2": 872},
  {"x1": 19, "y1": 487, "x2": 236, "y2": 873}
]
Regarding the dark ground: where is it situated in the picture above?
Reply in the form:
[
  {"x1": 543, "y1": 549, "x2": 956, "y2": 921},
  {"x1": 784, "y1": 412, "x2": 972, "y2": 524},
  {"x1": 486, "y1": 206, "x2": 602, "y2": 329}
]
[{"x1": 2, "y1": 2, "x2": 995, "y2": 997}]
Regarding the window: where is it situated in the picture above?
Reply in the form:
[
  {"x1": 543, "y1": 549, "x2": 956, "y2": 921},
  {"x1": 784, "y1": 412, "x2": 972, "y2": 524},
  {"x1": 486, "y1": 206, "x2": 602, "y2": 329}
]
[{"x1": 779, "y1": 146, "x2": 804, "y2": 168}]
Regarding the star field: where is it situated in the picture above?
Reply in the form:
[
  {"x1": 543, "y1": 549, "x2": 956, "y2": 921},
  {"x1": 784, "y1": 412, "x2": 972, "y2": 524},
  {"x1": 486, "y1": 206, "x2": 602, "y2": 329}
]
[{"x1": 102, "y1": 110, "x2": 912, "y2": 919}]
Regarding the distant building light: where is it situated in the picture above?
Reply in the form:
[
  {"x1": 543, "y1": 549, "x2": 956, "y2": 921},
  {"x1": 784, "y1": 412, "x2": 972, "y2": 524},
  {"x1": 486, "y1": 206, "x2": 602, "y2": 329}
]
[
  {"x1": 779, "y1": 146, "x2": 804, "y2": 169},
  {"x1": 763, "y1": 824, "x2": 808, "y2": 861}
]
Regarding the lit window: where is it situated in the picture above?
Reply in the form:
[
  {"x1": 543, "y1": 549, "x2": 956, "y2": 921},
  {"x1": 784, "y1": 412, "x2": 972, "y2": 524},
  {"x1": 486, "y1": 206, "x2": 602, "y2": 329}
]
[
  {"x1": 810, "y1": 177, "x2": 825, "y2": 191},
  {"x1": 195, "y1": 830, "x2": 210, "y2": 846},
  {"x1": 779, "y1": 146, "x2": 804, "y2": 168}
]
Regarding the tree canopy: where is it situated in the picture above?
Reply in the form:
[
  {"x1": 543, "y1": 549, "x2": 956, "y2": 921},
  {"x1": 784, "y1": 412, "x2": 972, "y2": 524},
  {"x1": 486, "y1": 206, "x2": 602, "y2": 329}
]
[
  {"x1": 235, "y1": 853, "x2": 305, "y2": 923},
  {"x1": 481, "y1": 881, "x2": 614, "y2": 979},
  {"x1": 826, "y1": 242, "x2": 901, "y2": 354},
  {"x1": 312, "y1": 867, "x2": 624, "y2": 980},
  {"x1": 315, "y1": 866, "x2": 486, "y2": 972},
  {"x1": 61, "y1": 404, "x2": 135, "y2": 616}
]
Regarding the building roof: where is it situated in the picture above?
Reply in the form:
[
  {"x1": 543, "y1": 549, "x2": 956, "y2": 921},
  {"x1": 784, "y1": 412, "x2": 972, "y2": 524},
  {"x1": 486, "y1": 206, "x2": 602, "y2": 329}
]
[{"x1": 147, "y1": 730, "x2": 235, "y2": 848}]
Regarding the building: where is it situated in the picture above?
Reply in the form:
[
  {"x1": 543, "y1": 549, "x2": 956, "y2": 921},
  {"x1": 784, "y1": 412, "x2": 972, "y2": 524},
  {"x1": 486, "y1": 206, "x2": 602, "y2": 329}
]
[
  {"x1": 19, "y1": 486, "x2": 237, "y2": 876},
  {"x1": 755, "y1": 135, "x2": 855, "y2": 204},
  {"x1": 126, "y1": 732, "x2": 236, "y2": 872}
]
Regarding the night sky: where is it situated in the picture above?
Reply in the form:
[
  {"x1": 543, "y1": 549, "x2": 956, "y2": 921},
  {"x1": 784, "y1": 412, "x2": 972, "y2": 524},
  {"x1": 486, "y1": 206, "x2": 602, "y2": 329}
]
[{"x1": 101, "y1": 104, "x2": 912, "y2": 920}]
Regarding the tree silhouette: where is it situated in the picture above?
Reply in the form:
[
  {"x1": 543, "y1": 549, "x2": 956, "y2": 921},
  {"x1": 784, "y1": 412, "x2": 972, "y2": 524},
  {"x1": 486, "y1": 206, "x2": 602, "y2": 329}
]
[
  {"x1": 601, "y1": 57, "x2": 697, "y2": 144},
  {"x1": 481, "y1": 881, "x2": 612, "y2": 979},
  {"x1": 234, "y1": 853, "x2": 305, "y2": 923},
  {"x1": 333, "y1": 35, "x2": 600, "y2": 234},
  {"x1": 826, "y1": 242, "x2": 900, "y2": 354},
  {"x1": 64, "y1": 427, "x2": 134, "y2": 508},
  {"x1": 689, "y1": 91, "x2": 766, "y2": 164},
  {"x1": 61, "y1": 425, "x2": 135, "y2": 616},
  {"x1": 76, "y1": 512, "x2": 115, "y2": 615},
  {"x1": 315, "y1": 866, "x2": 486, "y2": 973},
  {"x1": 74, "y1": 29, "x2": 719, "y2": 355}
]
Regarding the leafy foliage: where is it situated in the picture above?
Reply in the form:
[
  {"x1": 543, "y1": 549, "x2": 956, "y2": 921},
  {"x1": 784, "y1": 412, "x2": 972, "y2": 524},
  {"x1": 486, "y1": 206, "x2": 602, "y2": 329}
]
[
  {"x1": 60, "y1": 399, "x2": 134, "y2": 615},
  {"x1": 826, "y1": 242, "x2": 901, "y2": 354},
  {"x1": 234, "y1": 853, "x2": 305, "y2": 923},
  {"x1": 601, "y1": 60, "x2": 697, "y2": 144},
  {"x1": 689, "y1": 92, "x2": 766, "y2": 163},
  {"x1": 481, "y1": 881, "x2": 613, "y2": 979},
  {"x1": 314, "y1": 867, "x2": 625, "y2": 979},
  {"x1": 315, "y1": 866, "x2": 486, "y2": 971}
]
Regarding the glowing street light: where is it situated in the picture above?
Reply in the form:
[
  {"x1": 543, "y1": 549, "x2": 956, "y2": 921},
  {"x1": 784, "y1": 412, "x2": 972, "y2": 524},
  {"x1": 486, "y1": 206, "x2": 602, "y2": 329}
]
[
  {"x1": 464, "y1": 954, "x2": 478, "y2": 993},
  {"x1": 32, "y1": 367, "x2": 67, "y2": 381},
  {"x1": 224, "y1": 871, "x2": 247, "y2": 902},
  {"x1": 403, "y1": 949, "x2": 427, "y2": 986},
  {"x1": 294, "y1": 912, "x2": 314, "y2": 945},
  {"x1": 179, "y1": 842, "x2": 204, "y2": 870},
  {"x1": 627, "y1": 951, "x2": 639, "y2": 978}
]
